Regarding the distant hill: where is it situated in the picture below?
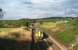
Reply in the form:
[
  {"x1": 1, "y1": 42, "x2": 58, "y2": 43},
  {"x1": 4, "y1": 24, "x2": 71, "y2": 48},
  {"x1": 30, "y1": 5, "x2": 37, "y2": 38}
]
[{"x1": 29, "y1": 17, "x2": 78, "y2": 22}]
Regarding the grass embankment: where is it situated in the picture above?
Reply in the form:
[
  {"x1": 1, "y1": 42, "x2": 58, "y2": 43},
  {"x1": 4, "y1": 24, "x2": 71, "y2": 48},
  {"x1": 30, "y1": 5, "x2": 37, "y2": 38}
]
[
  {"x1": 0, "y1": 28, "x2": 19, "y2": 38},
  {"x1": 40, "y1": 21, "x2": 75, "y2": 45},
  {"x1": 0, "y1": 28, "x2": 13, "y2": 32}
]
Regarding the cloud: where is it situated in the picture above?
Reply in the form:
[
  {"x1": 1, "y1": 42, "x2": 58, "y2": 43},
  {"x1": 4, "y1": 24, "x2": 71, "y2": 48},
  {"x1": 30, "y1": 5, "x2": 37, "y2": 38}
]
[
  {"x1": 0, "y1": 0, "x2": 78, "y2": 19},
  {"x1": 0, "y1": 0, "x2": 33, "y2": 19},
  {"x1": 31, "y1": 0, "x2": 67, "y2": 18},
  {"x1": 31, "y1": 0, "x2": 78, "y2": 18}
]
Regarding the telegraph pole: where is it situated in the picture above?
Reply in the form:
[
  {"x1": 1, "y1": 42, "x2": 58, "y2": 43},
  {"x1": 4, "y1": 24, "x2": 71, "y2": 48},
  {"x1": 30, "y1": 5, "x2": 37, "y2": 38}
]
[
  {"x1": 30, "y1": 21, "x2": 36, "y2": 50},
  {"x1": 0, "y1": 8, "x2": 4, "y2": 18}
]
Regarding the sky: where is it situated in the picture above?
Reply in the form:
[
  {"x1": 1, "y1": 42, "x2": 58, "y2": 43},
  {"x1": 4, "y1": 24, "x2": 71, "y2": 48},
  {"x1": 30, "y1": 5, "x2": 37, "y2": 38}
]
[{"x1": 0, "y1": 0, "x2": 78, "y2": 19}]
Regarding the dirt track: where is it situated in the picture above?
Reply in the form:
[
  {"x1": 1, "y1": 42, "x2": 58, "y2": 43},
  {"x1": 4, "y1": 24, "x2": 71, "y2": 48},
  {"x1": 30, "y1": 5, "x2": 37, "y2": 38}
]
[{"x1": 48, "y1": 35, "x2": 68, "y2": 50}]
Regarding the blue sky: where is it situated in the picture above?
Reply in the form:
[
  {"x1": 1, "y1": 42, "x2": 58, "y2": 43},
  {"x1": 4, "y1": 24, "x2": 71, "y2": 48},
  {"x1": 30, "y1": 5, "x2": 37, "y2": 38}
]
[{"x1": 0, "y1": 0, "x2": 78, "y2": 19}]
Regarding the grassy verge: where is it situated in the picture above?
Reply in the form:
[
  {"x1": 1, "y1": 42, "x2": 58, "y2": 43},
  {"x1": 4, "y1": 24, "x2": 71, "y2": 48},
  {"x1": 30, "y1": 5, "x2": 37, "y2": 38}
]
[{"x1": 74, "y1": 44, "x2": 78, "y2": 50}]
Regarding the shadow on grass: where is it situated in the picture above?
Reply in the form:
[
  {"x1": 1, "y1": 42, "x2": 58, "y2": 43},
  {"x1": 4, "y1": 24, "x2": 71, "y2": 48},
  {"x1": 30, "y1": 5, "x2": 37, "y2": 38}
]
[
  {"x1": 0, "y1": 38, "x2": 49, "y2": 50},
  {"x1": 0, "y1": 38, "x2": 31, "y2": 50}
]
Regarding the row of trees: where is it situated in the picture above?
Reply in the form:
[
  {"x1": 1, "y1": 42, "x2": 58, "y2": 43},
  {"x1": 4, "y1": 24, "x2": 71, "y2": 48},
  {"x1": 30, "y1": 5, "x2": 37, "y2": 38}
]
[{"x1": 0, "y1": 19, "x2": 30, "y2": 28}]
